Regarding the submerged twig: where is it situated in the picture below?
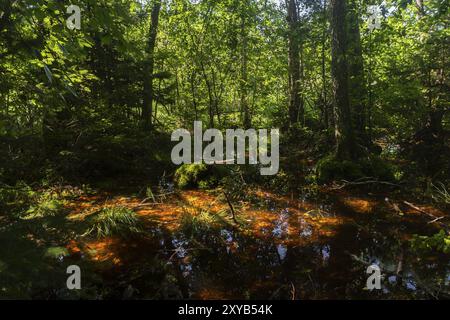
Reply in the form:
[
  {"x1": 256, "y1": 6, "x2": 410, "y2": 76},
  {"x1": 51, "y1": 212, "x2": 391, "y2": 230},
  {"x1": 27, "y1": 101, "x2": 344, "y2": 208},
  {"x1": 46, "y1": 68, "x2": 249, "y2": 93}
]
[
  {"x1": 403, "y1": 201, "x2": 449, "y2": 230},
  {"x1": 224, "y1": 191, "x2": 239, "y2": 225},
  {"x1": 332, "y1": 178, "x2": 402, "y2": 190}
]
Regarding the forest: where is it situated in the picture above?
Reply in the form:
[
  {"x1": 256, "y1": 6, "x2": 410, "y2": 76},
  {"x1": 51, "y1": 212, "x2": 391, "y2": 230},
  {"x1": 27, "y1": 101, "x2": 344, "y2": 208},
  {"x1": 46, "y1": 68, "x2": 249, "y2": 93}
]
[{"x1": 0, "y1": 0, "x2": 449, "y2": 300}]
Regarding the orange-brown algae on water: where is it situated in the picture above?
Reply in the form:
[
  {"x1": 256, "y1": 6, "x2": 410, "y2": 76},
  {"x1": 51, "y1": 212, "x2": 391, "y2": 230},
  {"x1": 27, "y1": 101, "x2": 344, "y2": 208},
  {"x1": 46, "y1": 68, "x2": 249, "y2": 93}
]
[
  {"x1": 403, "y1": 203, "x2": 449, "y2": 218},
  {"x1": 66, "y1": 237, "x2": 124, "y2": 266},
  {"x1": 341, "y1": 197, "x2": 377, "y2": 214},
  {"x1": 63, "y1": 190, "x2": 228, "y2": 267},
  {"x1": 66, "y1": 193, "x2": 143, "y2": 221},
  {"x1": 61, "y1": 188, "x2": 449, "y2": 300},
  {"x1": 194, "y1": 287, "x2": 237, "y2": 300},
  {"x1": 65, "y1": 189, "x2": 353, "y2": 267}
]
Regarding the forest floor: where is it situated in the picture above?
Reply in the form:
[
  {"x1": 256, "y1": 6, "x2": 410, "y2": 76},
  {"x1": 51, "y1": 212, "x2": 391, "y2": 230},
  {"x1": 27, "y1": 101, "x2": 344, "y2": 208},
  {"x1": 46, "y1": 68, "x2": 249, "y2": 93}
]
[{"x1": 1, "y1": 183, "x2": 449, "y2": 300}]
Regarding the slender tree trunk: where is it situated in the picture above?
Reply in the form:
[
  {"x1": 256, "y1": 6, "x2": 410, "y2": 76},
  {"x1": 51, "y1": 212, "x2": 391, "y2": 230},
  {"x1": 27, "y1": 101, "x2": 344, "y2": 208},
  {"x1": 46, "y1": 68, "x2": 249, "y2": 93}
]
[
  {"x1": 190, "y1": 72, "x2": 199, "y2": 121},
  {"x1": 286, "y1": 0, "x2": 303, "y2": 126},
  {"x1": 419, "y1": 2, "x2": 446, "y2": 134},
  {"x1": 367, "y1": 31, "x2": 374, "y2": 141},
  {"x1": 200, "y1": 60, "x2": 215, "y2": 128},
  {"x1": 241, "y1": 11, "x2": 251, "y2": 129},
  {"x1": 330, "y1": 0, "x2": 356, "y2": 160},
  {"x1": 347, "y1": 0, "x2": 368, "y2": 145},
  {"x1": 142, "y1": 0, "x2": 162, "y2": 130},
  {"x1": 321, "y1": 0, "x2": 329, "y2": 129}
]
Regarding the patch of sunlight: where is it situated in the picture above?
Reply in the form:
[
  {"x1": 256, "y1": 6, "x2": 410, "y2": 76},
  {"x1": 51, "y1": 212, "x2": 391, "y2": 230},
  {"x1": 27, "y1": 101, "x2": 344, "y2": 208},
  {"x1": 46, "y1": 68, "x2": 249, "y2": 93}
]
[
  {"x1": 44, "y1": 246, "x2": 70, "y2": 260},
  {"x1": 84, "y1": 237, "x2": 123, "y2": 266},
  {"x1": 342, "y1": 197, "x2": 376, "y2": 214}
]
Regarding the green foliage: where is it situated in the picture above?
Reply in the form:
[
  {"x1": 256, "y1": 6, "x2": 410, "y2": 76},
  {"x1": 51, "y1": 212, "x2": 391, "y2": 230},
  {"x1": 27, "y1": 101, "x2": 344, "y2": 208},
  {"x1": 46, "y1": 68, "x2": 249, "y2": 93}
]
[
  {"x1": 0, "y1": 183, "x2": 76, "y2": 219},
  {"x1": 22, "y1": 190, "x2": 66, "y2": 220},
  {"x1": 175, "y1": 164, "x2": 207, "y2": 189},
  {"x1": 431, "y1": 183, "x2": 450, "y2": 206},
  {"x1": 0, "y1": 183, "x2": 32, "y2": 213},
  {"x1": 180, "y1": 210, "x2": 216, "y2": 239},
  {"x1": 85, "y1": 206, "x2": 141, "y2": 238},
  {"x1": 317, "y1": 155, "x2": 363, "y2": 183},
  {"x1": 317, "y1": 154, "x2": 394, "y2": 183},
  {"x1": 44, "y1": 246, "x2": 70, "y2": 260},
  {"x1": 0, "y1": 0, "x2": 449, "y2": 301},
  {"x1": 411, "y1": 230, "x2": 450, "y2": 254},
  {"x1": 22, "y1": 197, "x2": 64, "y2": 220},
  {"x1": 174, "y1": 164, "x2": 226, "y2": 189},
  {"x1": 0, "y1": 0, "x2": 448, "y2": 190}
]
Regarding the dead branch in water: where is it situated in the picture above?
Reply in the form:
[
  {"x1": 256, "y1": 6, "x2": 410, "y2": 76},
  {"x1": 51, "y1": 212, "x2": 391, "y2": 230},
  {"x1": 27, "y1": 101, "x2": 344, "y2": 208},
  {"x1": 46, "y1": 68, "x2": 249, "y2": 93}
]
[
  {"x1": 332, "y1": 177, "x2": 402, "y2": 190},
  {"x1": 224, "y1": 191, "x2": 239, "y2": 224},
  {"x1": 403, "y1": 201, "x2": 449, "y2": 230},
  {"x1": 347, "y1": 251, "x2": 448, "y2": 299}
]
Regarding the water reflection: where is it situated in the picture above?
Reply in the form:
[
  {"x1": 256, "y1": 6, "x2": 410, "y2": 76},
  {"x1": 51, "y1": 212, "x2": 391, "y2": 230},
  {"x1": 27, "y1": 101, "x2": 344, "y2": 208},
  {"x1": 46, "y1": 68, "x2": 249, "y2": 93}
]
[
  {"x1": 172, "y1": 196, "x2": 449, "y2": 299},
  {"x1": 221, "y1": 229, "x2": 238, "y2": 254},
  {"x1": 171, "y1": 236, "x2": 193, "y2": 278},
  {"x1": 277, "y1": 244, "x2": 288, "y2": 261},
  {"x1": 127, "y1": 191, "x2": 450, "y2": 300},
  {"x1": 299, "y1": 218, "x2": 313, "y2": 238},
  {"x1": 272, "y1": 209, "x2": 289, "y2": 239}
]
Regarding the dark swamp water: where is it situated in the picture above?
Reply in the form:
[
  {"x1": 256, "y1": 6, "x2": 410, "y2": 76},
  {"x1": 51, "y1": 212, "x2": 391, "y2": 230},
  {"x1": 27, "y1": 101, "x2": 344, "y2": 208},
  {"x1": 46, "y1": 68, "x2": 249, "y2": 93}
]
[{"x1": 1, "y1": 189, "x2": 449, "y2": 300}]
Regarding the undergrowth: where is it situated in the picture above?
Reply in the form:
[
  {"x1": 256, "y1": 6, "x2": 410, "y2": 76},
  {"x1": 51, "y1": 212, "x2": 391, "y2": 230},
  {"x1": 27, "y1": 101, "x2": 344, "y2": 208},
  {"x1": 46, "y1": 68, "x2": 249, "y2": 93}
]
[{"x1": 84, "y1": 206, "x2": 142, "y2": 238}]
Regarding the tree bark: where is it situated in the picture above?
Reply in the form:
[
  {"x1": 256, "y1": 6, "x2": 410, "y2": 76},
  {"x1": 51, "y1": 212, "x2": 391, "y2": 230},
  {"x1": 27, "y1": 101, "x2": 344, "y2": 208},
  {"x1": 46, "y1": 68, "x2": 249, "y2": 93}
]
[
  {"x1": 286, "y1": 0, "x2": 303, "y2": 126},
  {"x1": 330, "y1": 0, "x2": 356, "y2": 160},
  {"x1": 241, "y1": 10, "x2": 251, "y2": 129},
  {"x1": 347, "y1": 0, "x2": 368, "y2": 145},
  {"x1": 142, "y1": 0, "x2": 162, "y2": 130},
  {"x1": 321, "y1": 0, "x2": 329, "y2": 129}
]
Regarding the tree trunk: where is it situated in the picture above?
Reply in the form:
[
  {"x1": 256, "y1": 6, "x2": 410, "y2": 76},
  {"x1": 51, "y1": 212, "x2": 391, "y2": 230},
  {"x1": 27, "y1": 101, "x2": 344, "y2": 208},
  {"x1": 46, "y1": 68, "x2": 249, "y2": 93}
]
[
  {"x1": 286, "y1": 0, "x2": 303, "y2": 126},
  {"x1": 321, "y1": 0, "x2": 329, "y2": 129},
  {"x1": 330, "y1": 0, "x2": 356, "y2": 160},
  {"x1": 241, "y1": 11, "x2": 251, "y2": 129},
  {"x1": 347, "y1": 0, "x2": 368, "y2": 145},
  {"x1": 142, "y1": 0, "x2": 162, "y2": 130},
  {"x1": 200, "y1": 60, "x2": 215, "y2": 128}
]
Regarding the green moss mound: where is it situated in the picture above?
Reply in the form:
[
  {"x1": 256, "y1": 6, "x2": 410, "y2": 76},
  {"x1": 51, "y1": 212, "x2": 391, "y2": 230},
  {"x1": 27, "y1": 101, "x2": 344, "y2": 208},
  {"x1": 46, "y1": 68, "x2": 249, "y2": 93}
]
[
  {"x1": 174, "y1": 163, "x2": 228, "y2": 189},
  {"x1": 317, "y1": 154, "x2": 394, "y2": 183}
]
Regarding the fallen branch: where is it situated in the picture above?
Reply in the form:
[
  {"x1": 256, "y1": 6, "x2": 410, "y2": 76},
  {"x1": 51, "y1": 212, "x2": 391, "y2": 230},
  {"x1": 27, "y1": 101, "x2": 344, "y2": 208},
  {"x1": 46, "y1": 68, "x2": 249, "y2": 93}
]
[
  {"x1": 428, "y1": 216, "x2": 445, "y2": 224},
  {"x1": 403, "y1": 201, "x2": 449, "y2": 230},
  {"x1": 403, "y1": 201, "x2": 434, "y2": 217},
  {"x1": 132, "y1": 203, "x2": 159, "y2": 210},
  {"x1": 224, "y1": 191, "x2": 239, "y2": 224},
  {"x1": 332, "y1": 178, "x2": 402, "y2": 190},
  {"x1": 138, "y1": 192, "x2": 176, "y2": 205},
  {"x1": 347, "y1": 252, "x2": 446, "y2": 299}
]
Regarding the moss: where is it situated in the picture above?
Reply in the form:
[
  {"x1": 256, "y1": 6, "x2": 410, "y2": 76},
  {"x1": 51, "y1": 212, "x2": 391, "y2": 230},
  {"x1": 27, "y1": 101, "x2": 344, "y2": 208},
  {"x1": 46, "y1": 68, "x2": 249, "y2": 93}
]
[
  {"x1": 317, "y1": 154, "x2": 362, "y2": 182},
  {"x1": 44, "y1": 246, "x2": 70, "y2": 260},
  {"x1": 317, "y1": 154, "x2": 394, "y2": 183},
  {"x1": 359, "y1": 155, "x2": 394, "y2": 181},
  {"x1": 174, "y1": 163, "x2": 227, "y2": 189}
]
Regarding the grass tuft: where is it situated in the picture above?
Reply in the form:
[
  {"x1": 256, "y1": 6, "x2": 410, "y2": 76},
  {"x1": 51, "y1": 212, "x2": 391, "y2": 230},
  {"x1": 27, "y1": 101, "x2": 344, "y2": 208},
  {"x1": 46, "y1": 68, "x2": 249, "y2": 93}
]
[{"x1": 85, "y1": 206, "x2": 141, "y2": 238}]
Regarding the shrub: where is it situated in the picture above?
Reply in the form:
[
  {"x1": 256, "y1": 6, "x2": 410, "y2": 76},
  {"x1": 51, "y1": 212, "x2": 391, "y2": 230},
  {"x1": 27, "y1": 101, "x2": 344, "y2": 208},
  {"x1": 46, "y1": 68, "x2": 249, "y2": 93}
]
[
  {"x1": 174, "y1": 164, "x2": 226, "y2": 189},
  {"x1": 317, "y1": 154, "x2": 394, "y2": 183},
  {"x1": 0, "y1": 183, "x2": 68, "y2": 219},
  {"x1": 431, "y1": 182, "x2": 450, "y2": 207},
  {"x1": 411, "y1": 230, "x2": 450, "y2": 254}
]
